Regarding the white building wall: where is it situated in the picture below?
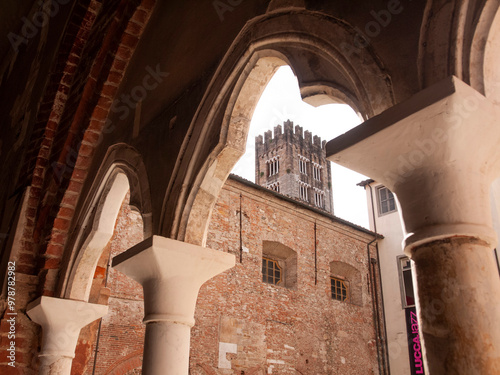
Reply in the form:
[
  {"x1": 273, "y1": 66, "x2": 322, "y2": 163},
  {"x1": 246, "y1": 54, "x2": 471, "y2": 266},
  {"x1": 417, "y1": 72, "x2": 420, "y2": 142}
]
[{"x1": 365, "y1": 182, "x2": 411, "y2": 375}]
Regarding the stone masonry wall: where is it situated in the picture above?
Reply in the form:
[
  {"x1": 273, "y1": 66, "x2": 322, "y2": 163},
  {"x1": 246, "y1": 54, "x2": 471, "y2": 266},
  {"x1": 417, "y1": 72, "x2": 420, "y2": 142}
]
[{"x1": 80, "y1": 176, "x2": 381, "y2": 374}]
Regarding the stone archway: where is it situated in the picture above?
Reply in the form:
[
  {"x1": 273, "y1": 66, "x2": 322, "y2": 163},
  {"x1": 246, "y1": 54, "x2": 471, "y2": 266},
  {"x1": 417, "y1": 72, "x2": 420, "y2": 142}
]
[
  {"x1": 57, "y1": 144, "x2": 152, "y2": 374},
  {"x1": 64, "y1": 171, "x2": 130, "y2": 301},
  {"x1": 58, "y1": 143, "x2": 152, "y2": 302},
  {"x1": 173, "y1": 8, "x2": 395, "y2": 246}
]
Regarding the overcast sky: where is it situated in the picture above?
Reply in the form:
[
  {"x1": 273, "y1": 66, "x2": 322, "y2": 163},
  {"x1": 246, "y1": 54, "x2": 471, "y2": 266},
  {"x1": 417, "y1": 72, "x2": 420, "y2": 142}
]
[{"x1": 231, "y1": 66, "x2": 370, "y2": 228}]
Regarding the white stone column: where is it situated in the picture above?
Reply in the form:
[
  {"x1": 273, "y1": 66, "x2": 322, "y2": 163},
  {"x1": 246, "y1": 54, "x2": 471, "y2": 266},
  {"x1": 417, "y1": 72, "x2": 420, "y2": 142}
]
[
  {"x1": 326, "y1": 76, "x2": 500, "y2": 374},
  {"x1": 26, "y1": 296, "x2": 108, "y2": 375},
  {"x1": 112, "y1": 235, "x2": 235, "y2": 375}
]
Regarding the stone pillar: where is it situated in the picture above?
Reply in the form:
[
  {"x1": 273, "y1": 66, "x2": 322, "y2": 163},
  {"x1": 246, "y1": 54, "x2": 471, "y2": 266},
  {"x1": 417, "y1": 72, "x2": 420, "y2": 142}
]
[
  {"x1": 326, "y1": 76, "x2": 500, "y2": 374},
  {"x1": 112, "y1": 235, "x2": 235, "y2": 375},
  {"x1": 26, "y1": 296, "x2": 108, "y2": 375}
]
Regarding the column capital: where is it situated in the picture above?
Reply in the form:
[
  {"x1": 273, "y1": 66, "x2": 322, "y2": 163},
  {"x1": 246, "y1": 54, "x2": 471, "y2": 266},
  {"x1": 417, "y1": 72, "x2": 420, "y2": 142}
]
[
  {"x1": 112, "y1": 235, "x2": 235, "y2": 325},
  {"x1": 27, "y1": 296, "x2": 107, "y2": 374},
  {"x1": 326, "y1": 76, "x2": 500, "y2": 252},
  {"x1": 112, "y1": 236, "x2": 235, "y2": 375}
]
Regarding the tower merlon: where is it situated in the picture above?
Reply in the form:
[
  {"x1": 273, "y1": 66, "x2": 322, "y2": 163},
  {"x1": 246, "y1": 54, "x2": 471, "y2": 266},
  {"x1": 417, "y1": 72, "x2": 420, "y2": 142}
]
[
  {"x1": 304, "y1": 130, "x2": 312, "y2": 144},
  {"x1": 264, "y1": 130, "x2": 273, "y2": 143},
  {"x1": 313, "y1": 135, "x2": 321, "y2": 147},
  {"x1": 274, "y1": 124, "x2": 283, "y2": 136}
]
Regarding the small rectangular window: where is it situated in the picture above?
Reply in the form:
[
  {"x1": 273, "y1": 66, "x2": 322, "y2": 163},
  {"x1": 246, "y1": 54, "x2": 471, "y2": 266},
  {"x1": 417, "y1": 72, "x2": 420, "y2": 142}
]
[
  {"x1": 314, "y1": 190, "x2": 324, "y2": 208},
  {"x1": 398, "y1": 256, "x2": 415, "y2": 308},
  {"x1": 377, "y1": 186, "x2": 396, "y2": 215},
  {"x1": 331, "y1": 277, "x2": 349, "y2": 302},
  {"x1": 262, "y1": 257, "x2": 282, "y2": 285}
]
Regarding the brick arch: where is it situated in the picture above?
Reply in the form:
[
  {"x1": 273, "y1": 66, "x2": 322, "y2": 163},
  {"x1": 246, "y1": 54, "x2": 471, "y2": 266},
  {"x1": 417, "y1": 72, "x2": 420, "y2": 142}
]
[
  {"x1": 15, "y1": 0, "x2": 157, "y2": 299},
  {"x1": 172, "y1": 9, "x2": 394, "y2": 246},
  {"x1": 0, "y1": 1, "x2": 156, "y2": 371}
]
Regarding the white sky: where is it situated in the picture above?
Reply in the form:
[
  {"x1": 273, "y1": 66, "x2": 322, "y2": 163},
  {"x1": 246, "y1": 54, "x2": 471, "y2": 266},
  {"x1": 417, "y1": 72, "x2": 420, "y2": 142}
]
[{"x1": 231, "y1": 66, "x2": 370, "y2": 228}]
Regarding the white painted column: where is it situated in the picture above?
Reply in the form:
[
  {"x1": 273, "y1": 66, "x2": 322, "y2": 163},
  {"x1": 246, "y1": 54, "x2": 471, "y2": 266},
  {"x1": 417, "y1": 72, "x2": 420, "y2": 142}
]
[
  {"x1": 112, "y1": 235, "x2": 235, "y2": 375},
  {"x1": 326, "y1": 76, "x2": 500, "y2": 374},
  {"x1": 26, "y1": 296, "x2": 108, "y2": 375}
]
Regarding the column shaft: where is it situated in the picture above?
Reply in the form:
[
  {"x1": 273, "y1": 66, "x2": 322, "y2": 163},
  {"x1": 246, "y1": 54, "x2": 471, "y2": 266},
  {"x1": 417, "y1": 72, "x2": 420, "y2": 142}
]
[
  {"x1": 142, "y1": 322, "x2": 191, "y2": 375},
  {"x1": 411, "y1": 237, "x2": 500, "y2": 374}
]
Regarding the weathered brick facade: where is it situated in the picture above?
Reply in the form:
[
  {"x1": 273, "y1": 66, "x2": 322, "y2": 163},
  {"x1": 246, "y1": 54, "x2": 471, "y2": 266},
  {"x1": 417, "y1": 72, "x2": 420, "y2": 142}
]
[
  {"x1": 80, "y1": 176, "x2": 383, "y2": 374},
  {"x1": 255, "y1": 120, "x2": 333, "y2": 213}
]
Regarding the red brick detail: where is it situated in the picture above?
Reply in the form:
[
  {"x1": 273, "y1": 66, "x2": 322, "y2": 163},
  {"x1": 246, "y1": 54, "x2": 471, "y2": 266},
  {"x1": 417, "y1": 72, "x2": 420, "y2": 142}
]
[
  {"x1": 45, "y1": 243, "x2": 64, "y2": 257},
  {"x1": 53, "y1": 218, "x2": 70, "y2": 232},
  {"x1": 42, "y1": 257, "x2": 62, "y2": 270},
  {"x1": 61, "y1": 192, "x2": 79, "y2": 208},
  {"x1": 94, "y1": 265, "x2": 106, "y2": 279},
  {"x1": 101, "y1": 83, "x2": 119, "y2": 99},
  {"x1": 58, "y1": 206, "x2": 75, "y2": 219}
]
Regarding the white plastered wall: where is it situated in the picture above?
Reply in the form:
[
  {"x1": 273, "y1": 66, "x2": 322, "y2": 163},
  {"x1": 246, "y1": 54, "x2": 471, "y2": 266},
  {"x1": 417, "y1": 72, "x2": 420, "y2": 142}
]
[{"x1": 365, "y1": 183, "x2": 411, "y2": 375}]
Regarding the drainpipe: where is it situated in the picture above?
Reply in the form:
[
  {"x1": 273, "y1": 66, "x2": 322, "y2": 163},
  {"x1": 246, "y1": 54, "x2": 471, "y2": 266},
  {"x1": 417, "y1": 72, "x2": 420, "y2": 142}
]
[
  {"x1": 495, "y1": 248, "x2": 500, "y2": 276},
  {"x1": 367, "y1": 237, "x2": 383, "y2": 375},
  {"x1": 367, "y1": 183, "x2": 390, "y2": 375}
]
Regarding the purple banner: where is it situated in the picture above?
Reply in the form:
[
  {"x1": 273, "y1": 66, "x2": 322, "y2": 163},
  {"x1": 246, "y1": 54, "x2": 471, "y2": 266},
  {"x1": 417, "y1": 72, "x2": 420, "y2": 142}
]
[{"x1": 405, "y1": 306, "x2": 425, "y2": 375}]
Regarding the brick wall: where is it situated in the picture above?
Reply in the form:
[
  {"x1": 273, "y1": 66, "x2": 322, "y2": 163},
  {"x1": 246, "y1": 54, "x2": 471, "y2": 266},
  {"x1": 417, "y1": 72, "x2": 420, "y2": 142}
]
[
  {"x1": 84, "y1": 176, "x2": 381, "y2": 374},
  {"x1": 0, "y1": 1, "x2": 156, "y2": 373}
]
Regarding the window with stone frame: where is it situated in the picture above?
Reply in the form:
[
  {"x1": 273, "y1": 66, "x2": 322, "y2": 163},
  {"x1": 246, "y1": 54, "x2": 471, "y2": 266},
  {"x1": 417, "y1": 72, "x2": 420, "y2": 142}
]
[
  {"x1": 262, "y1": 241, "x2": 297, "y2": 290},
  {"x1": 312, "y1": 162, "x2": 322, "y2": 181},
  {"x1": 267, "y1": 156, "x2": 279, "y2": 177},
  {"x1": 298, "y1": 155, "x2": 309, "y2": 175},
  {"x1": 377, "y1": 186, "x2": 396, "y2": 215},
  {"x1": 299, "y1": 181, "x2": 309, "y2": 201},
  {"x1": 314, "y1": 188, "x2": 324, "y2": 208}
]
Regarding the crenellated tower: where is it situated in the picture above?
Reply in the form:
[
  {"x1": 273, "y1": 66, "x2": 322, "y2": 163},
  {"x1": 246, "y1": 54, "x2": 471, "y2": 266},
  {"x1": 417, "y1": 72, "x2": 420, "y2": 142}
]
[{"x1": 255, "y1": 120, "x2": 333, "y2": 213}]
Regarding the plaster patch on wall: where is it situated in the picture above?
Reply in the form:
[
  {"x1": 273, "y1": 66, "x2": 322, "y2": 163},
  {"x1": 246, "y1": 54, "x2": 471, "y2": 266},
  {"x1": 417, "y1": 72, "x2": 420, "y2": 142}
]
[{"x1": 218, "y1": 342, "x2": 237, "y2": 369}]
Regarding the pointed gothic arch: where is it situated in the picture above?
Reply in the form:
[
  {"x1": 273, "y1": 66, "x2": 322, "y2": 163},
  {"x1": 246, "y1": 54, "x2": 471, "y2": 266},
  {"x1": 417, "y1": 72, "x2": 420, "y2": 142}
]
[
  {"x1": 167, "y1": 9, "x2": 395, "y2": 246},
  {"x1": 59, "y1": 144, "x2": 152, "y2": 301}
]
